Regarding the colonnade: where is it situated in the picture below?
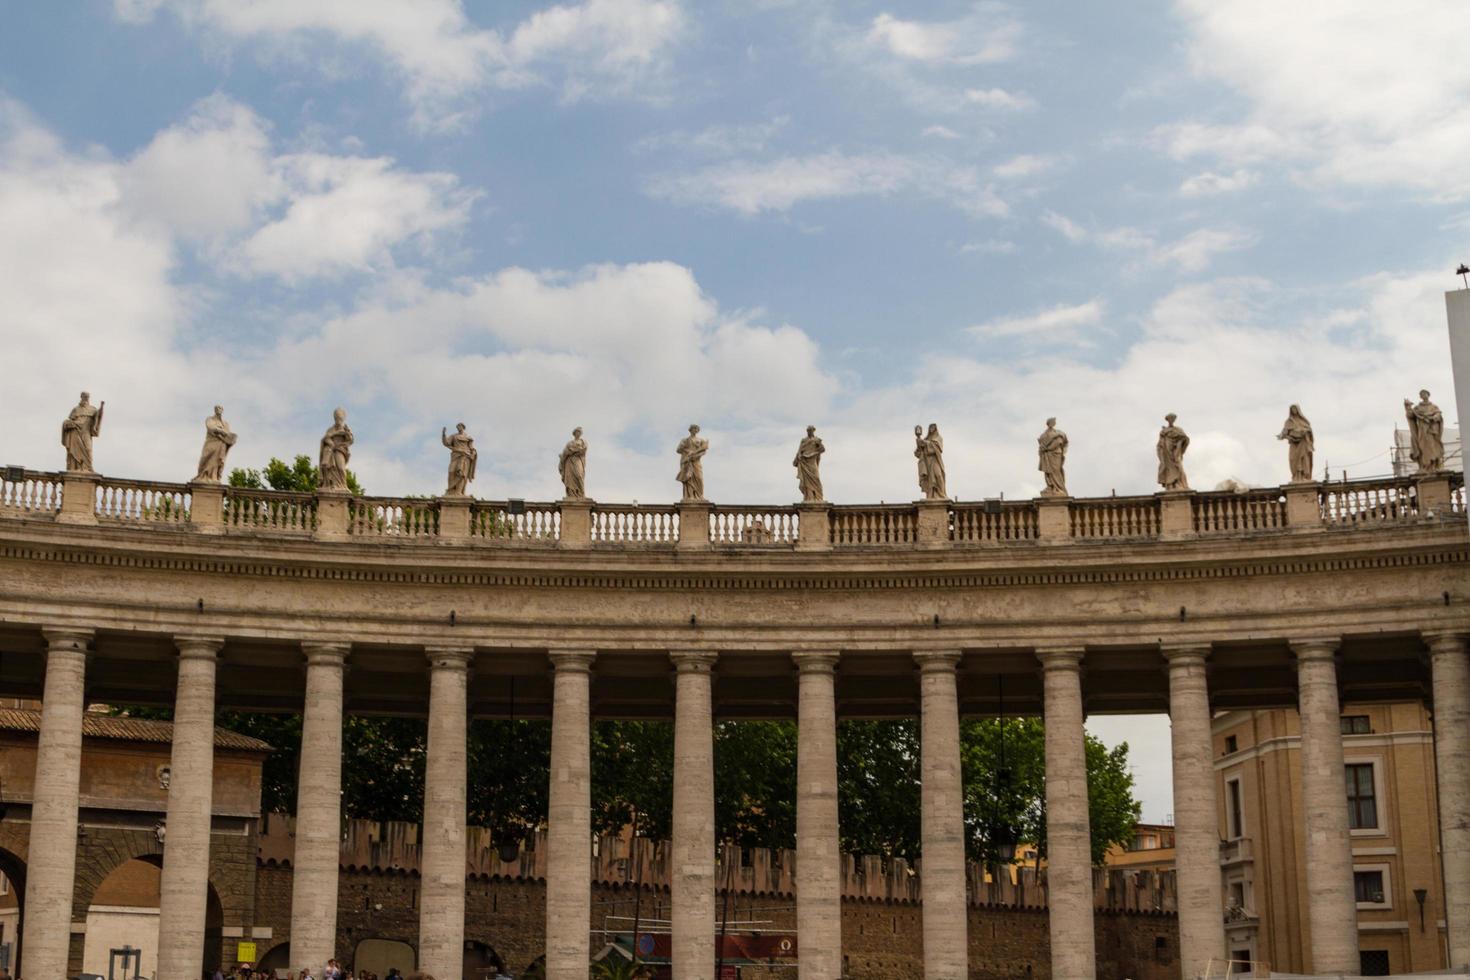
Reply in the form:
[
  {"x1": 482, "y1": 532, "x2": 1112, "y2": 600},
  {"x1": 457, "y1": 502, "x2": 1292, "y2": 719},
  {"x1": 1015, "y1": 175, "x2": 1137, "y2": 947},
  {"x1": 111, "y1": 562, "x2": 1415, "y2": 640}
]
[{"x1": 16, "y1": 630, "x2": 1470, "y2": 980}]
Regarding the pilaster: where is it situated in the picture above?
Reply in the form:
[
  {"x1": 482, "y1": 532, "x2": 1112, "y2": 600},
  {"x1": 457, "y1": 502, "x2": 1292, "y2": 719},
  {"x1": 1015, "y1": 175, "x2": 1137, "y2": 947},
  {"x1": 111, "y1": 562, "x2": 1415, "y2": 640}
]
[
  {"x1": 188, "y1": 481, "x2": 224, "y2": 532},
  {"x1": 915, "y1": 500, "x2": 950, "y2": 548},
  {"x1": 1036, "y1": 496, "x2": 1070, "y2": 540},
  {"x1": 57, "y1": 471, "x2": 98, "y2": 525},
  {"x1": 1284, "y1": 481, "x2": 1323, "y2": 527},
  {"x1": 1158, "y1": 490, "x2": 1193, "y2": 538},
  {"x1": 796, "y1": 502, "x2": 832, "y2": 551},
  {"x1": 438, "y1": 495, "x2": 471, "y2": 538},
  {"x1": 1419, "y1": 471, "x2": 1453, "y2": 517},
  {"x1": 559, "y1": 499, "x2": 593, "y2": 549},
  {"x1": 313, "y1": 489, "x2": 351, "y2": 540},
  {"x1": 677, "y1": 500, "x2": 712, "y2": 551}
]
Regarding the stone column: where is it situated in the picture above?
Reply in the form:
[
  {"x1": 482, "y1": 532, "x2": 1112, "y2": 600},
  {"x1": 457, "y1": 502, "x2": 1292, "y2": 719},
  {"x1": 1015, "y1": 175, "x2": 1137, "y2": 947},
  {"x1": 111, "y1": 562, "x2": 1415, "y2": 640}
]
[
  {"x1": 420, "y1": 647, "x2": 473, "y2": 979},
  {"x1": 1164, "y1": 644, "x2": 1226, "y2": 978},
  {"x1": 290, "y1": 642, "x2": 347, "y2": 975},
  {"x1": 914, "y1": 650, "x2": 967, "y2": 980},
  {"x1": 1037, "y1": 646, "x2": 1095, "y2": 980},
  {"x1": 671, "y1": 651, "x2": 718, "y2": 980},
  {"x1": 1427, "y1": 632, "x2": 1470, "y2": 968},
  {"x1": 156, "y1": 635, "x2": 224, "y2": 980},
  {"x1": 1292, "y1": 638, "x2": 1358, "y2": 974},
  {"x1": 546, "y1": 650, "x2": 596, "y2": 980},
  {"x1": 794, "y1": 651, "x2": 842, "y2": 980},
  {"x1": 20, "y1": 628, "x2": 91, "y2": 980}
]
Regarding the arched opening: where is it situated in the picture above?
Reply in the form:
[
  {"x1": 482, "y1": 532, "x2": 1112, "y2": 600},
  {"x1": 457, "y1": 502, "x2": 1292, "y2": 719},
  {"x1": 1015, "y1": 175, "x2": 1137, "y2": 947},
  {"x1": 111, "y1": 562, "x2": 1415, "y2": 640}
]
[
  {"x1": 80, "y1": 855, "x2": 225, "y2": 978},
  {"x1": 256, "y1": 940, "x2": 291, "y2": 973},
  {"x1": 462, "y1": 938, "x2": 506, "y2": 978},
  {"x1": 353, "y1": 937, "x2": 416, "y2": 976},
  {"x1": 0, "y1": 847, "x2": 26, "y2": 977}
]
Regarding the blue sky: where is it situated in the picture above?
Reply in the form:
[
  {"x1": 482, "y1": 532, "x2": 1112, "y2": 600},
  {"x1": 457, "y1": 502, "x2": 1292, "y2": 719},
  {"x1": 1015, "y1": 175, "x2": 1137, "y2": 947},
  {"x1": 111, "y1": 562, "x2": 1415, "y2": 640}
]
[{"x1": 3, "y1": 0, "x2": 1467, "y2": 818}]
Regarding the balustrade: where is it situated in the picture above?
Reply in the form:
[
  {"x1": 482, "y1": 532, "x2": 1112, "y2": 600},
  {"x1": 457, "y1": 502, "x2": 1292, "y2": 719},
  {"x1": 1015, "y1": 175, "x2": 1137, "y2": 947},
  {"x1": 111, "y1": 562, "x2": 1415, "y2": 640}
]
[
  {"x1": 95, "y1": 478, "x2": 191, "y2": 525},
  {"x1": 0, "y1": 470, "x2": 62, "y2": 515},
  {"x1": 1191, "y1": 489, "x2": 1287, "y2": 533},
  {"x1": 1320, "y1": 477, "x2": 1417, "y2": 525},
  {"x1": 951, "y1": 501, "x2": 1039, "y2": 542},
  {"x1": 471, "y1": 501, "x2": 560, "y2": 542},
  {"x1": 349, "y1": 497, "x2": 440, "y2": 537},
  {"x1": 829, "y1": 505, "x2": 919, "y2": 545},
  {"x1": 590, "y1": 503, "x2": 679, "y2": 544},
  {"x1": 709, "y1": 505, "x2": 798, "y2": 545},
  {"x1": 1069, "y1": 496, "x2": 1161, "y2": 538},
  {"x1": 223, "y1": 487, "x2": 316, "y2": 533}
]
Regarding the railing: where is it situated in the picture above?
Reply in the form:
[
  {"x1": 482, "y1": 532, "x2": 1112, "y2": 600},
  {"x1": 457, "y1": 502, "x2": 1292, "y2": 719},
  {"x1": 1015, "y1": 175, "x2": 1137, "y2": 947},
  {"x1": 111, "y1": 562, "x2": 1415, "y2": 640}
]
[
  {"x1": 1070, "y1": 496, "x2": 1161, "y2": 538},
  {"x1": 1192, "y1": 490, "x2": 1287, "y2": 533},
  {"x1": 709, "y1": 505, "x2": 798, "y2": 546},
  {"x1": 0, "y1": 470, "x2": 62, "y2": 516},
  {"x1": 830, "y1": 505, "x2": 918, "y2": 546},
  {"x1": 95, "y1": 479, "x2": 191, "y2": 525},
  {"x1": 224, "y1": 488, "x2": 315, "y2": 533},
  {"x1": 1320, "y1": 477, "x2": 1417, "y2": 525},
  {"x1": 951, "y1": 501, "x2": 1038, "y2": 542},
  {"x1": 590, "y1": 504, "x2": 679, "y2": 545},
  {"x1": 471, "y1": 501, "x2": 560, "y2": 543},
  {"x1": 349, "y1": 498, "x2": 439, "y2": 537}
]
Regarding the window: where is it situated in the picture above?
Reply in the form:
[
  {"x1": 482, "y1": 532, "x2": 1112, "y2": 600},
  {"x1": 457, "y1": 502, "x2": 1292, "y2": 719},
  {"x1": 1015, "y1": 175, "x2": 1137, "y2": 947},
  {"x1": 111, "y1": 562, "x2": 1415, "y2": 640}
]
[
  {"x1": 1226, "y1": 778, "x2": 1245, "y2": 839},
  {"x1": 1228, "y1": 881, "x2": 1246, "y2": 908},
  {"x1": 1224, "y1": 735, "x2": 1239, "y2": 754},
  {"x1": 1341, "y1": 715, "x2": 1372, "y2": 735},
  {"x1": 1355, "y1": 870, "x2": 1386, "y2": 904},
  {"x1": 1346, "y1": 763, "x2": 1378, "y2": 830},
  {"x1": 1359, "y1": 949, "x2": 1391, "y2": 975}
]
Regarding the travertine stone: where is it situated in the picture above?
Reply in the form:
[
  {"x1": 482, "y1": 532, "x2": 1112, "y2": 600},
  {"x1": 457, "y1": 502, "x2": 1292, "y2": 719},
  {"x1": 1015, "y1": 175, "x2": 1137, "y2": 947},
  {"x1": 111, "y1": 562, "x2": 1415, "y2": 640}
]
[
  {"x1": 318, "y1": 408, "x2": 354, "y2": 491},
  {"x1": 1427, "y1": 631, "x2": 1470, "y2": 968},
  {"x1": 442, "y1": 423, "x2": 477, "y2": 496},
  {"x1": 914, "y1": 650, "x2": 966, "y2": 980},
  {"x1": 914, "y1": 424, "x2": 946, "y2": 500},
  {"x1": 558, "y1": 498, "x2": 593, "y2": 549},
  {"x1": 1277, "y1": 405, "x2": 1314, "y2": 483},
  {"x1": 1291, "y1": 638, "x2": 1358, "y2": 974},
  {"x1": 1419, "y1": 472, "x2": 1453, "y2": 516},
  {"x1": 61, "y1": 391, "x2": 103, "y2": 472},
  {"x1": 1036, "y1": 496, "x2": 1069, "y2": 539},
  {"x1": 795, "y1": 502, "x2": 831, "y2": 551},
  {"x1": 313, "y1": 491, "x2": 350, "y2": 539},
  {"x1": 20, "y1": 628, "x2": 91, "y2": 980},
  {"x1": 794, "y1": 426, "x2": 825, "y2": 502},
  {"x1": 915, "y1": 500, "x2": 950, "y2": 548},
  {"x1": 677, "y1": 425, "x2": 708, "y2": 501},
  {"x1": 794, "y1": 651, "x2": 841, "y2": 980},
  {"x1": 291, "y1": 642, "x2": 347, "y2": 974},
  {"x1": 438, "y1": 496, "x2": 471, "y2": 537},
  {"x1": 58, "y1": 470, "x2": 99, "y2": 525},
  {"x1": 560, "y1": 427, "x2": 587, "y2": 499},
  {"x1": 156, "y1": 636, "x2": 223, "y2": 980},
  {"x1": 1038, "y1": 646, "x2": 1095, "y2": 980},
  {"x1": 1038, "y1": 418, "x2": 1068, "y2": 496},
  {"x1": 546, "y1": 650, "x2": 596, "y2": 980},
  {"x1": 671, "y1": 650, "x2": 718, "y2": 980},
  {"x1": 188, "y1": 481, "x2": 224, "y2": 529},
  {"x1": 1405, "y1": 390, "x2": 1445, "y2": 473},
  {"x1": 194, "y1": 405, "x2": 236, "y2": 483},
  {"x1": 1163, "y1": 644, "x2": 1226, "y2": 978},
  {"x1": 1284, "y1": 482, "x2": 1322, "y2": 526},
  {"x1": 420, "y1": 647, "x2": 473, "y2": 979},
  {"x1": 678, "y1": 499, "x2": 713, "y2": 551},
  {"x1": 1159, "y1": 491, "x2": 1193, "y2": 537},
  {"x1": 1156, "y1": 413, "x2": 1189, "y2": 491}
]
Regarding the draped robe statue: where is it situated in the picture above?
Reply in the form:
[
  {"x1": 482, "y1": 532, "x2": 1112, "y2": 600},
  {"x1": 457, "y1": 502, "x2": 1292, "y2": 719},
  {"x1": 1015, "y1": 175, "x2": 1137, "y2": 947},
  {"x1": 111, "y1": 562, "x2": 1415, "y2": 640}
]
[
  {"x1": 1276, "y1": 404, "x2": 1314, "y2": 483},
  {"x1": 1405, "y1": 390, "x2": 1445, "y2": 474},
  {"x1": 442, "y1": 423, "x2": 477, "y2": 495},
  {"x1": 1038, "y1": 418, "x2": 1068, "y2": 496},
  {"x1": 61, "y1": 392, "x2": 103, "y2": 472},
  {"x1": 793, "y1": 425, "x2": 825, "y2": 502},
  {"x1": 676, "y1": 424, "x2": 708, "y2": 500},
  {"x1": 318, "y1": 408, "x2": 354, "y2": 491},
  {"x1": 559, "y1": 427, "x2": 587, "y2": 499},
  {"x1": 1157, "y1": 413, "x2": 1190, "y2": 491},
  {"x1": 194, "y1": 405, "x2": 237, "y2": 482},
  {"x1": 915, "y1": 423, "x2": 947, "y2": 500}
]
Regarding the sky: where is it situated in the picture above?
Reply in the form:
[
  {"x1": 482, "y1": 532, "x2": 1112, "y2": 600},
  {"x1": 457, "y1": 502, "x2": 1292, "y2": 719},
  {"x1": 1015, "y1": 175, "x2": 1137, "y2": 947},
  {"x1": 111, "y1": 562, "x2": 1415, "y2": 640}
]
[{"x1": 3, "y1": 0, "x2": 1468, "y2": 822}]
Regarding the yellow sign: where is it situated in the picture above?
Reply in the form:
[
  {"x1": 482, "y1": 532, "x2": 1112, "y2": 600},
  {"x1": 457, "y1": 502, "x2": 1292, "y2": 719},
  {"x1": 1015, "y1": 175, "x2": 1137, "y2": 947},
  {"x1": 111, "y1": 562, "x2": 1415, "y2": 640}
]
[{"x1": 236, "y1": 941, "x2": 257, "y2": 963}]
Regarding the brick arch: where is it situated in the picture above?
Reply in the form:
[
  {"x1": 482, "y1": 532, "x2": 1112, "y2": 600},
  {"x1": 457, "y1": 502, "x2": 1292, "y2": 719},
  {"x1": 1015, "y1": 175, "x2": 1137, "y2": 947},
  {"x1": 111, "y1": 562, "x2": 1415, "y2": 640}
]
[
  {"x1": 0, "y1": 819, "x2": 29, "y2": 863},
  {"x1": 70, "y1": 826, "x2": 162, "y2": 919}
]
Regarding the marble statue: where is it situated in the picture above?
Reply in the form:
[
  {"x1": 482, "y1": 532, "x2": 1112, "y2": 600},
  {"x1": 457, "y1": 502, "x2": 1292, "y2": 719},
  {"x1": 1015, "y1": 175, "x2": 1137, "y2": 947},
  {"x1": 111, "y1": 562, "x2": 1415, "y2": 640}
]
[
  {"x1": 442, "y1": 423, "x2": 477, "y2": 496},
  {"x1": 1038, "y1": 418, "x2": 1068, "y2": 496},
  {"x1": 1404, "y1": 390, "x2": 1445, "y2": 474},
  {"x1": 1156, "y1": 413, "x2": 1190, "y2": 491},
  {"x1": 793, "y1": 425, "x2": 825, "y2": 502},
  {"x1": 1276, "y1": 405, "x2": 1314, "y2": 483},
  {"x1": 61, "y1": 391, "x2": 103, "y2": 472},
  {"x1": 194, "y1": 405, "x2": 237, "y2": 482},
  {"x1": 318, "y1": 408, "x2": 354, "y2": 491},
  {"x1": 676, "y1": 424, "x2": 708, "y2": 500},
  {"x1": 914, "y1": 423, "x2": 947, "y2": 500},
  {"x1": 559, "y1": 427, "x2": 587, "y2": 499}
]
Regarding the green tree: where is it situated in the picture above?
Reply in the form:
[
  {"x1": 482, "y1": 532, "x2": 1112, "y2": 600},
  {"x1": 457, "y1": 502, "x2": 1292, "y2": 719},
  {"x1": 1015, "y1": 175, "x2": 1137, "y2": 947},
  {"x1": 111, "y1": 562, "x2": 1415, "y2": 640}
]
[{"x1": 229, "y1": 454, "x2": 363, "y2": 495}]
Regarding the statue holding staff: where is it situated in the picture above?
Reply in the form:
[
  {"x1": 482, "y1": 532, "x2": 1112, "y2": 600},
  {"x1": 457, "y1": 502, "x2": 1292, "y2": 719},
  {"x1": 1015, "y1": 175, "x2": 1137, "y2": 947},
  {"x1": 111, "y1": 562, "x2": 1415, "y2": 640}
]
[
  {"x1": 676, "y1": 424, "x2": 708, "y2": 500},
  {"x1": 1276, "y1": 404, "x2": 1314, "y2": 483},
  {"x1": 1038, "y1": 418, "x2": 1068, "y2": 496},
  {"x1": 914, "y1": 423, "x2": 947, "y2": 500},
  {"x1": 442, "y1": 423, "x2": 477, "y2": 495},
  {"x1": 793, "y1": 425, "x2": 825, "y2": 502},
  {"x1": 318, "y1": 408, "x2": 354, "y2": 491},
  {"x1": 559, "y1": 427, "x2": 587, "y2": 499},
  {"x1": 194, "y1": 405, "x2": 237, "y2": 482},
  {"x1": 1157, "y1": 413, "x2": 1190, "y2": 491},
  {"x1": 1404, "y1": 389, "x2": 1444, "y2": 474},
  {"x1": 61, "y1": 391, "x2": 104, "y2": 472}
]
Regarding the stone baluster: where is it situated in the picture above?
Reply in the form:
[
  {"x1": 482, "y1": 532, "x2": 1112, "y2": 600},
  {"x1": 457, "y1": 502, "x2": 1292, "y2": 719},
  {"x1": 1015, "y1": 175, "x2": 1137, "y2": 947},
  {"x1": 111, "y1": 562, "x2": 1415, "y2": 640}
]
[
  {"x1": 671, "y1": 650, "x2": 718, "y2": 980},
  {"x1": 546, "y1": 649, "x2": 596, "y2": 979},
  {"x1": 420, "y1": 647, "x2": 474, "y2": 978},
  {"x1": 1163, "y1": 644, "x2": 1226, "y2": 977},
  {"x1": 290, "y1": 642, "x2": 348, "y2": 974},
  {"x1": 1426, "y1": 631, "x2": 1470, "y2": 968},
  {"x1": 914, "y1": 650, "x2": 967, "y2": 980},
  {"x1": 1292, "y1": 638, "x2": 1358, "y2": 974},
  {"x1": 20, "y1": 628, "x2": 92, "y2": 979},
  {"x1": 156, "y1": 635, "x2": 224, "y2": 980},
  {"x1": 1038, "y1": 646, "x2": 1095, "y2": 980},
  {"x1": 794, "y1": 651, "x2": 842, "y2": 980}
]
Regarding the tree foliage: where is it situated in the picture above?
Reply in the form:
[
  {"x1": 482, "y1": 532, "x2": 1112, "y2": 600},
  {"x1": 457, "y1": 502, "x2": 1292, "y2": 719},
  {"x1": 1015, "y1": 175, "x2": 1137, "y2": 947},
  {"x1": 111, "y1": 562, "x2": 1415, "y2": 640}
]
[{"x1": 228, "y1": 454, "x2": 363, "y2": 496}]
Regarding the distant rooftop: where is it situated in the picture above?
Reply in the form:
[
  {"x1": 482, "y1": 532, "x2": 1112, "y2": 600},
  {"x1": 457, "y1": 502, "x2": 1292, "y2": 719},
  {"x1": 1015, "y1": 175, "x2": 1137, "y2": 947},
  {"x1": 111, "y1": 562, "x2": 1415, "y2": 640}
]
[{"x1": 0, "y1": 707, "x2": 272, "y2": 753}]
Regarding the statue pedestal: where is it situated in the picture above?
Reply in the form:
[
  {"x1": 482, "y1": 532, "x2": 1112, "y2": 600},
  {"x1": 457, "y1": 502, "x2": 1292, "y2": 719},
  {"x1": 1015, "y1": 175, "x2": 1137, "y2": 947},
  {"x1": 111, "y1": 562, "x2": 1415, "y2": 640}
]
[
  {"x1": 314, "y1": 489, "x2": 351, "y2": 540},
  {"x1": 57, "y1": 471, "x2": 98, "y2": 525},
  {"x1": 188, "y1": 481, "x2": 224, "y2": 533},
  {"x1": 1418, "y1": 472, "x2": 1454, "y2": 517},
  {"x1": 1284, "y1": 481, "x2": 1323, "y2": 528},
  {"x1": 439, "y1": 495, "x2": 471, "y2": 538},
  {"x1": 915, "y1": 500, "x2": 950, "y2": 548},
  {"x1": 796, "y1": 502, "x2": 831, "y2": 551},
  {"x1": 1036, "y1": 495, "x2": 1070, "y2": 540},
  {"x1": 559, "y1": 499, "x2": 592, "y2": 549},
  {"x1": 1158, "y1": 490, "x2": 1194, "y2": 538},
  {"x1": 677, "y1": 499, "x2": 712, "y2": 550}
]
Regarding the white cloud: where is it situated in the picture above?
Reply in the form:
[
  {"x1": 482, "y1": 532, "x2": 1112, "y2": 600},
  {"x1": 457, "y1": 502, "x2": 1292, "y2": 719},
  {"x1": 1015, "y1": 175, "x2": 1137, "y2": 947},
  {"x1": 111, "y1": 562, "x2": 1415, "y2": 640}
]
[
  {"x1": 959, "y1": 239, "x2": 1017, "y2": 255},
  {"x1": 1040, "y1": 209, "x2": 1087, "y2": 243},
  {"x1": 1040, "y1": 210, "x2": 1255, "y2": 273},
  {"x1": 964, "y1": 87, "x2": 1034, "y2": 111},
  {"x1": 636, "y1": 116, "x2": 790, "y2": 156},
  {"x1": 865, "y1": 10, "x2": 1020, "y2": 65},
  {"x1": 922, "y1": 125, "x2": 961, "y2": 140},
  {"x1": 1178, "y1": 169, "x2": 1258, "y2": 197},
  {"x1": 969, "y1": 300, "x2": 1105, "y2": 343},
  {"x1": 992, "y1": 153, "x2": 1057, "y2": 179}
]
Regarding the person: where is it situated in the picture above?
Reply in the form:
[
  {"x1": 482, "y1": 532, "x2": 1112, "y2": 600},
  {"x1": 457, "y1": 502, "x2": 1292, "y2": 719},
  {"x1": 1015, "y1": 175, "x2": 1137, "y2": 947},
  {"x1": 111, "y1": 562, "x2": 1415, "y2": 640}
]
[
  {"x1": 213, "y1": 968, "x2": 226, "y2": 980},
  {"x1": 325, "y1": 959, "x2": 343, "y2": 979},
  {"x1": 559, "y1": 426, "x2": 587, "y2": 499}
]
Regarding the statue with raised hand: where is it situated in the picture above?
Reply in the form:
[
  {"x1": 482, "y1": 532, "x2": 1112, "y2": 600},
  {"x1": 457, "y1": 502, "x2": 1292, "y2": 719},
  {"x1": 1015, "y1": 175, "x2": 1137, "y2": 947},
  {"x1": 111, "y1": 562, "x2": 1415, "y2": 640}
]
[{"x1": 442, "y1": 423, "x2": 477, "y2": 495}]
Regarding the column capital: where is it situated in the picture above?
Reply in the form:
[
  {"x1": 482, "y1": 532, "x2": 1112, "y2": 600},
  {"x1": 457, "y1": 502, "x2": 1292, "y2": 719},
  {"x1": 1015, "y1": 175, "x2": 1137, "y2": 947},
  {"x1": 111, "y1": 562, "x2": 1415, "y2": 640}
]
[
  {"x1": 1036, "y1": 646, "x2": 1086, "y2": 672},
  {"x1": 1424, "y1": 631, "x2": 1470, "y2": 657},
  {"x1": 793, "y1": 650, "x2": 840, "y2": 673},
  {"x1": 549, "y1": 649, "x2": 597, "y2": 672},
  {"x1": 301, "y1": 641, "x2": 350, "y2": 668},
  {"x1": 1289, "y1": 637, "x2": 1340, "y2": 661},
  {"x1": 1161, "y1": 643, "x2": 1212, "y2": 667},
  {"x1": 41, "y1": 627, "x2": 93, "y2": 653},
  {"x1": 426, "y1": 647, "x2": 475, "y2": 672},
  {"x1": 174, "y1": 635, "x2": 225, "y2": 660},
  {"x1": 913, "y1": 649, "x2": 962, "y2": 673},
  {"x1": 670, "y1": 650, "x2": 718, "y2": 672}
]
